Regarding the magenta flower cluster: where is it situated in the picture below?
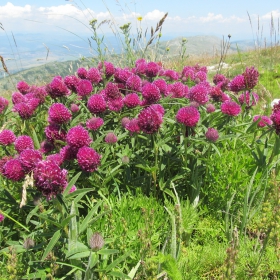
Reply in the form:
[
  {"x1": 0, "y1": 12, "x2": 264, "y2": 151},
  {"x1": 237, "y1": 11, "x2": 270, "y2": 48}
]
[{"x1": 0, "y1": 57, "x2": 265, "y2": 202}]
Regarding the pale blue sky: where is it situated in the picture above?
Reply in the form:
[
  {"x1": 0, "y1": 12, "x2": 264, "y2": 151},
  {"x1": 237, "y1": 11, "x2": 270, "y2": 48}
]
[{"x1": 0, "y1": 0, "x2": 280, "y2": 40}]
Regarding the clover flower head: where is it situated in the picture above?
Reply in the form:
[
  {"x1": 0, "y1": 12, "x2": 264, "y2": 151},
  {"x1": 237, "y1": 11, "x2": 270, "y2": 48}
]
[
  {"x1": 60, "y1": 145, "x2": 78, "y2": 161},
  {"x1": 98, "y1": 61, "x2": 115, "y2": 77},
  {"x1": 104, "y1": 82, "x2": 121, "y2": 100},
  {"x1": 145, "y1": 62, "x2": 161, "y2": 78},
  {"x1": 0, "y1": 130, "x2": 16, "y2": 146},
  {"x1": 105, "y1": 132, "x2": 118, "y2": 144},
  {"x1": 77, "y1": 67, "x2": 88, "y2": 79},
  {"x1": 87, "y1": 94, "x2": 107, "y2": 114},
  {"x1": 12, "y1": 92, "x2": 26, "y2": 105},
  {"x1": 188, "y1": 84, "x2": 209, "y2": 105},
  {"x1": 17, "y1": 80, "x2": 30, "y2": 94},
  {"x1": 253, "y1": 115, "x2": 273, "y2": 128},
  {"x1": 164, "y1": 69, "x2": 179, "y2": 81},
  {"x1": 48, "y1": 76, "x2": 69, "y2": 98},
  {"x1": 76, "y1": 79, "x2": 93, "y2": 97},
  {"x1": 238, "y1": 91, "x2": 259, "y2": 108},
  {"x1": 121, "y1": 117, "x2": 130, "y2": 128},
  {"x1": 221, "y1": 101, "x2": 241, "y2": 116},
  {"x1": 77, "y1": 146, "x2": 101, "y2": 172},
  {"x1": 86, "y1": 67, "x2": 102, "y2": 84},
  {"x1": 13, "y1": 102, "x2": 35, "y2": 119},
  {"x1": 66, "y1": 125, "x2": 92, "y2": 149},
  {"x1": 45, "y1": 124, "x2": 67, "y2": 143},
  {"x1": 209, "y1": 86, "x2": 224, "y2": 102},
  {"x1": 195, "y1": 71, "x2": 207, "y2": 82},
  {"x1": 206, "y1": 103, "x2": 216, "y2": 113},
  {"x1": 168, "y1": 82, "x2": 185, "y2": 98},
  {"x1": 176, "y1": 106, "x2": 200, "y2": 127},
  {"x1": 123, "y1": 93, "x2": 140, "y2": 108},
  {"x1": 114, "y1": 68, "x2": 132, "y2": 83},
  {"x1": 15, "y1": 135, "x2": 34, "y2": 153},
  {"x1": 3, "y1": 158, "x2": 25, "y2": 181},
  {"x1": 48, "y1": 103, "x2": 72, "y2": 124},
  {"x1": 229, "y1": 75, "x2": 246, "y2": 92},
  {"x1": 86, "y1": 117, "x2": 104, "y2": 131},
  {"x1": 205, "y1": 128, "x2": 219, "y2": 142},
  {"x1": 20, "y1": 149, "x2": 42, "y2": 173},
  {"x1": 125, "y1": 118, "x2": 140, "y2": 134},
  {"x1": 70, "y1": 104, "x2": 80, "y2": 113},
  {"x1": 106, "y1": 94, "x2": 123, "y2": 110},
  {"x1": 141, "y1": 83, "x2": 161, "y2": 104},
  {"x1": 153, "y1": 79, "x2": 167, "y2": 95},
  {"x1": 137, "y1": 105, "x2": 164, "y2": 134},
  {"x1": 242, "y1": 66, "x2": 259, "y2": 89},
  {"x1": 46, "y1": 153, "x2": 63, "y2": 166},
  {"x1": 126, "y1": 74, "x2": 142, "y2": 91},
  {"x1": 64, "y1": 75, "x2": 80, "y2": 92},
  {"x1": 0, "y1": 97, "x2": 9, "y2": 114},
  {"x1": 33, "y1": 160, "x2": 68, "y2": 198},
  {"x1": 89, "y1": 232, "x2": 104, "y2": 251}
]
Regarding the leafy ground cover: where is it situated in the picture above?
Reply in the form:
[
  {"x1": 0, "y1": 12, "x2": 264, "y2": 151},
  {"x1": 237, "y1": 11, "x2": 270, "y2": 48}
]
[{"x1": 1, "y1": 13, "x2": 280, "y2": 280}]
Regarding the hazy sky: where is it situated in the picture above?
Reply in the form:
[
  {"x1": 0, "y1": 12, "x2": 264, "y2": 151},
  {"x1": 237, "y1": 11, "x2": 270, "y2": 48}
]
[{"x1": 1, "y1": 0, "x2": 279, "y2": 41}]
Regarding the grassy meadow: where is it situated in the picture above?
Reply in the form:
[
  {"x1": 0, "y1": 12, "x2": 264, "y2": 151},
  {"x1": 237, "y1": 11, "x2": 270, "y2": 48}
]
[{"x1": 0, "y1": 9, "x2": 280, "y2": 280}]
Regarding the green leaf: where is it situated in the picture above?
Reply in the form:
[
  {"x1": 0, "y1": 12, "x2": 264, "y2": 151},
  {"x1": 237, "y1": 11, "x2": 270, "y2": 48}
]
[
  {"x1": 34, "y1": 214, "x2": 61, "y2": 228},
  {"x1": 41, "y1": 230, "x2": 61, "y2": 261},
  {"x1": 108, "y1": 271, "x2": 131, "y2": 279},
  {"x1": 79, "y1": 200, "x2": 103, "y2": 234},
  {"x1": 31, "y1": 126, "x2": 40, "y2": 149},
  {"x1": 66, "y1": 242, "x2": 89, "y2": 258},
  {"x1": 105, "y1": 251, "x2": 131, "y2": 272},
  {"x1": 68, "y1": 251, "x2": 90, "y2": 259},
  {"x1": 63, "y1": 172, "x2": 82, "y2": 197},
  {"x1": 68, "y1": 202, "x2": 78, "y2": 252},
  {"x1": 128, "y1": 260, "x2": 141, "y2": 279},
  {"x1": 98, "y1": 249, "x2": 119, "y2": 255}
]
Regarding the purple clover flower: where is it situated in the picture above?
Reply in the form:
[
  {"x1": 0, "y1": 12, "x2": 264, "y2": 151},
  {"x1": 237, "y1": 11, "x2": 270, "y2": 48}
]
[
  {"x1": 48, "y1": 103, "x2": 72, "y2": 125},
  {"x1": 3, "y1": 158, "x2": 25, "y2": 181},
  {"x1": 221, "y1": 101, "x2": 241, "y2": 116},
  {"x1": 253, "y1": 115, "x2": 273, "y2": 128},
  {"x1": 76, "y1": 79, "x2": 93, "y2": 97},
  {"x1": 45, "y1": 124, "x2": 67, "y2": 143},
  {"x1": 87, "y1": 94, "x2": 107, "y2": 114},
  {"x1": 86, "y1": 117, "x2": 104, "y2": 131},
  {"x1": 86, "y1": 67, "x2": 102, "y2": 84},
  {"x1": 33, "y1": 160, "x2": 68, "y2": 198},
  {"x1": 142, "y1": 83, "x2": 161, "y2": 104},
  {"x1": 205, "y1": 128, "x2": 219, "y2": 142},
  {"x1": 176, "y1": 106, "x2": 200, "y2": 127},
  {"x1": 15, "y1": 135, "x2": 34, "y2": 153},
  {"x1": 188, "y1": 84, "x2": 209, "y2": 105},
  {"x1": 0, "y1": 97, "x2": 9, "y2": 114},
  {"x1": 77, "y1": 146, "x2": 101, "y2": 172},
  {"x1": 243, "y1": 66, "x2": 259, "y2": 90},
  {"x1": 17, "y1": 81, "x2": 30, "y2": 94},
  {"x1": 123, "y1": 93, "x2": 141, "y2": 108},
  {"x1": 20, "y1": 149, "x2": 42, "y2": 173},
  {"x1": 137, "y1": 105, "x2": 164, "y2": 134},
  {"x1": 0, "y1": 130, "x2": 16, "y2": 146},
  {"x1": 105, "y1": 132, "x2": 118, "y2": 144},
  {"x1": 229, "y1": 75, "x2": 246, "y2": 92},
  {"x1": 66, "y1": 125, "x2": 92, "y2": 149}
]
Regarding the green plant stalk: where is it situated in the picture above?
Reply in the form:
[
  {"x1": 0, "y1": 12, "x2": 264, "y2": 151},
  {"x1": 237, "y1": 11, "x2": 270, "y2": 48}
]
[
  {"x1": 152, "y1": 134, "x2": 158, "y2": 197},
  {"x1": 164, "y1": 206, "x2": 177, "y2": 260},
  {"x1": 1, "y1": 211, "x2": 30, "y2": 232}
]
